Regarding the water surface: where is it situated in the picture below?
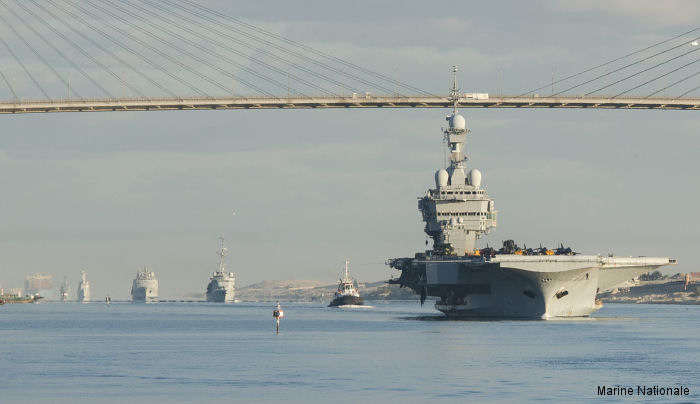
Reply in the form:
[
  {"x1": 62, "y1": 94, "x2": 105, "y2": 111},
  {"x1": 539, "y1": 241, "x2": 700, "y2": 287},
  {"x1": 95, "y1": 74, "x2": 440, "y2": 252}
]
[{"x1": 1, "y1": 301, "x2": 698, "y2": 403}]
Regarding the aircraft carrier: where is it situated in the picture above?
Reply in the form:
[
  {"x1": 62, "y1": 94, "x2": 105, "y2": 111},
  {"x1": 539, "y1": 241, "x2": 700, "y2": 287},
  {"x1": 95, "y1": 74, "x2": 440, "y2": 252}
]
[{"x1": 387, "y1": 68, "x2": 676, "y2": 319}]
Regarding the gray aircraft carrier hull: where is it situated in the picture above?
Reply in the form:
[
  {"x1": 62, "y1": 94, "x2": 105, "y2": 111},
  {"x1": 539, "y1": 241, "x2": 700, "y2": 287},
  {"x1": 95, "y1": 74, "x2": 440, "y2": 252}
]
[{"x1": 399, "y1": 255, "x2": 674, "y2": 319}]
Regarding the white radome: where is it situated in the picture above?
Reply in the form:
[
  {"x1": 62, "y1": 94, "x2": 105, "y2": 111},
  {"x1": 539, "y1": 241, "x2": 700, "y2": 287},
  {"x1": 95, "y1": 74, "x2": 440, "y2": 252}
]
[
  {"x1": 435, "y1": 169, "x2": 449, "y2": 188},
  {"x1": 447, "y1": 113, "x2": 466, "y2": 130},
  {"x1": 468, "y1": 169, "x2": 482, "y2": 188}
]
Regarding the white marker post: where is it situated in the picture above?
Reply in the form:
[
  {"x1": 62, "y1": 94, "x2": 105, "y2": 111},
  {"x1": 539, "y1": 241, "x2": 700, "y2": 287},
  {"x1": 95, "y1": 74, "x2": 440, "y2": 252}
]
[{"x1": 273, "y1": 302, "x2": 284, "y2": 335}]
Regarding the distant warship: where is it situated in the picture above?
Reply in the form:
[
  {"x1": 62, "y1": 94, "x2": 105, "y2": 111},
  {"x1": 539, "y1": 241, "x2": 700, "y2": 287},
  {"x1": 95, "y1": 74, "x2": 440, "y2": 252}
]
[
  {"x1": 387, "y1": 67, "x2": 676, "y2": 318},
  {"x1": 328, "y1": 260, "x2": 364, "y2": 307},
  {"x1": 131, "y1": 267, "x2": 158, "y2": 302},
  {"x1": 59, "y1": 276, "x2": 70, "y2": 302},
  {"x1": 77, "y1": 271, "x2": 90, "y2": 303},
  {"x1": 206, "y1": 236, "x2": 236, "y2": 303}
]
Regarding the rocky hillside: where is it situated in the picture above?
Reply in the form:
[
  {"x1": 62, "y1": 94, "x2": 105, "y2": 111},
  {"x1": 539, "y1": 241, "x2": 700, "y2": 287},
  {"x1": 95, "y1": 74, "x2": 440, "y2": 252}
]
[
  {"x1": 235, "y1": 279, "x2": 419, "y2": 302},
  {"x1": 598, "y1": 277, "x2": 700, "y2": 304}
]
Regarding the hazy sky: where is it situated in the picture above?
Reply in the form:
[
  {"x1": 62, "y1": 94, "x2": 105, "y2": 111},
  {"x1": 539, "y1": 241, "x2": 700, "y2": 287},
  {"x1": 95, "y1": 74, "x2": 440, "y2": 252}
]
[{"x1": 1, "y1": 0, "x2": 698, "y2": 298}]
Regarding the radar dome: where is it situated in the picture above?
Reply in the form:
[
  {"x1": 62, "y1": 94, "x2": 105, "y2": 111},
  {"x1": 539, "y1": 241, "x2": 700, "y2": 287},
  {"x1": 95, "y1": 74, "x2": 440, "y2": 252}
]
[
  {"x1": 447, "y1": 113, "x2": 466, "y2": 130},
  {"x1": 468, "y1": 169, "x2": 482, "y2": 188},
  {"x1": 435, "y1": 169, "x2": 449, "y2": 188}
]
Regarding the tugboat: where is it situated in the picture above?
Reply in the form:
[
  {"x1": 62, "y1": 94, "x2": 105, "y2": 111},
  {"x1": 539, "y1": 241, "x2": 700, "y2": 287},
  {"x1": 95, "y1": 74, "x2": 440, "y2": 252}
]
[
  {"x1": 328, "y1": 260, "x2": 364, "y2": 307},
  {"x1": 206, "y1": 235, "x2": 236, "y2": 303}
]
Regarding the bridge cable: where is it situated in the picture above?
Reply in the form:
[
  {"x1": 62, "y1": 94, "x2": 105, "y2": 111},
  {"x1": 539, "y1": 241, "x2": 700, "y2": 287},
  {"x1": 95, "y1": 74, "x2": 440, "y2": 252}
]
[
  {"x1": 519, "y1": 27, "x2": 700, "y2": 97},
  {"x1": 0, "y1": 27, "x2": 51, "y2": 100},
  {"x1": 36, "y1": 0, "x2": 174, "y2": 99},
  {"x1": 615, "y1": 58, "x2": 700, "y2": 97},
  {"x1": 157, "y1": 0, "x2": 383, "y2": 96},
  {"x1": 128, "y1": 0, "x2": 358, "y2": 96},
  {"x1": 73, "y1": 0, "x2": 268, "y2": 98},
  {"x1": 584, "y1": 46, "x2": 700, "y2": 96},
  {"x1": 676, "y1": 84, "x2": 700, "y2": 98},
  {"x1": 131, "y1": 0, "x2": 357, "y2": 95},
  {"x1": 645, "y1": 69, "x2": 700, "y2": 98},
  {"x1": 553, "y1": 34, "x2": 700, "y2": 97},
  {"x1": 81, "y1": 0, "x2": 272, "y2": 97},
  {"x1": 104, "y1": 0, "x2": 315, "y2": 97},
  {"x1": 0, "y1": 67, "x2": 18, "y2": 101},
  {"x1": 172, "y1": 0, "x2": 431, "y2": 96},
  {"x1": 4, "y1": 1, "x2": 117, "y2": 102},
  {"x1": 19, "y1": 0, "x2": 152, "y2": 100},
  {"x1": 62, "y1": 0, "x2": 224, "y2": 97},
  {"x1": 48, "y1": 0, "x2": 208, "y2": 99},
  {"x1": 114, "y1": 0, "x2": 322, "y2": 96},
  {"x1": 0, "y1": 3, "x2": 85, "y2": 100}
]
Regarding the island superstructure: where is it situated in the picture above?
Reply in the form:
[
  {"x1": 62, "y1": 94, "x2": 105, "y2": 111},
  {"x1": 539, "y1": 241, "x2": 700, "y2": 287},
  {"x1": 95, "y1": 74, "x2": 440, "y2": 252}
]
[
  {"x1": 387, "y1": 67, "x2": 676, "y2": 318},
  {"x1": 206, "y1": 236, "x2": 236, "y2": 303},
  {"x1": 328, "y1": 260, "x2": 364, "y2": 307},
  {"x1": 77, "y1": 271, "x2": 90, "y2": 303},
  {"x1": 131, "y1": 267, "x2": 159, "y2": 302}
]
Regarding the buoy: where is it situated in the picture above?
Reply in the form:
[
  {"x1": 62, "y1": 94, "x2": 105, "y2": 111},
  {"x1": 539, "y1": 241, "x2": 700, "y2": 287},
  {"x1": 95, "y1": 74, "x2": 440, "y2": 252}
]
[{"x1": 273, "y1": 301, "x2": 284, "y2": 335}]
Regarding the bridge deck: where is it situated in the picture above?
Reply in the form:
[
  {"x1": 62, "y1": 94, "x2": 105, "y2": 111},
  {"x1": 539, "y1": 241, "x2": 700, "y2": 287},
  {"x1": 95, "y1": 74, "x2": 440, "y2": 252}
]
[{"x1": 1, "y1": 95, "x2": 698, "y2": 114}]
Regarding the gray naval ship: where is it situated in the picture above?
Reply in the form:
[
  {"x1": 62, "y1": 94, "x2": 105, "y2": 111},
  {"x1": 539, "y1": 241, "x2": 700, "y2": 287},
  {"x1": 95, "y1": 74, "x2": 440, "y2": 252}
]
[
  {"x1": 59, "y1": 276, "x2": 70, "y2": 302},
  {"x1": 77, "y1": 271, "x2": 90, "y2": 303},
  {"x1": 206, "y1": 236, "x2": 236, "y2": 303},
  {"x1": 131, "y1": 267, "x2": 159, "y2": 302},
  {"x1": 387, "y1": 68, "x2": 676, "y2": 319}
]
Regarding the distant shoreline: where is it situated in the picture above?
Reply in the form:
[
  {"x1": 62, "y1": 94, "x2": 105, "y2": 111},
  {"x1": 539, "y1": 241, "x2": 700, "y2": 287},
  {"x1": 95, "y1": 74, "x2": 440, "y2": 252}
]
[{"x1": 598, "y1": 277, "x2": 699, "y2": 305}]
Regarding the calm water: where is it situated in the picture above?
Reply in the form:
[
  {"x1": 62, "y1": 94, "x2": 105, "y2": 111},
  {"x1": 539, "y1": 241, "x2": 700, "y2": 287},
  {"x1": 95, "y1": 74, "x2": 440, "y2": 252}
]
[{"x1": 1, "y1": 301, "x2": 698, "y2": 403}]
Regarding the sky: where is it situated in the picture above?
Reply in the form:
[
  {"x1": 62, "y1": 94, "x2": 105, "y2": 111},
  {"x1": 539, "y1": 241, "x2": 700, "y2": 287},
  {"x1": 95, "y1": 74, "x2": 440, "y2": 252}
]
[{"x1": 0, "y1": 0, "x2": 699, "y2": 299}]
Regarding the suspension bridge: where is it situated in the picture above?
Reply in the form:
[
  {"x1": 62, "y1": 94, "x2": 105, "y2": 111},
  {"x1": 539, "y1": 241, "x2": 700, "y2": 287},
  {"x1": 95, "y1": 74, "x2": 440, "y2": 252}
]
[
  {"x1": 2, "y1": 95, "x2": 699, "y2": 115},
  {"x1": 0, "y1": 0, "x2": 698, "y2": 114}
]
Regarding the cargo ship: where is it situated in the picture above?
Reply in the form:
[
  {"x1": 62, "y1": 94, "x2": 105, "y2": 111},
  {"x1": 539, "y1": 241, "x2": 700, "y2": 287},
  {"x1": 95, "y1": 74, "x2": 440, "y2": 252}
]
[{"x1": 0, "y1": 294, "x2": 43, "y2": 304}]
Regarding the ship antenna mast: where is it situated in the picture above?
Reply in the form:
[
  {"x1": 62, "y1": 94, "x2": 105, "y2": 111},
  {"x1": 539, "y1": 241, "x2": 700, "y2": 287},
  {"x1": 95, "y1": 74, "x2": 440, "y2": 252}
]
[
  {"x1": 217, "y1": 234, "x2": 228, "y2": 273},
  {"x1": 450, "y1": 65, "x2": 460, "y2": 115},
  {"x1": 342, "y1": 259, "x2": 350, "y2": 281}
]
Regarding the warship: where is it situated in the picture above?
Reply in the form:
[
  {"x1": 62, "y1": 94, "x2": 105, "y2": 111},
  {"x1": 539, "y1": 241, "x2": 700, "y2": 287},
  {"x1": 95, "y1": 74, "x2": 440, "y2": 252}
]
[
  {"x1": 387, "y1": 67, "x2": 676, "y2": 319},
  {"x1": 59, "y1": 276, "x2": 70, "y2": 302},
  {"x1": 77, "y1": 271, "x2": 90, "y2": 303},
  {"x1": 328, "y1": 260, "x2": 364, "y2": 307},
  {"x1": 206, "y1": 236, "x2": 236, "y2": 303},
  {"x1": 131, "y1": 267, "x2": 159, "y2": 302}
]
